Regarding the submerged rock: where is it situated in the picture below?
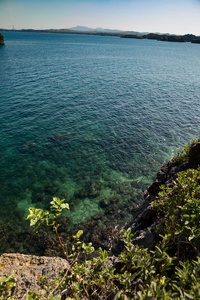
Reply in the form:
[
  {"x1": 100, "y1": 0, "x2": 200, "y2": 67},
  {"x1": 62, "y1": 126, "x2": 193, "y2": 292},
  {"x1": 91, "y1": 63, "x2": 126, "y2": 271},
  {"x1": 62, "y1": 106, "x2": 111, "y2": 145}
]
[
  {"x1": 75, "y1": 181, "x2": 102, "y2": 199},
  {"x1": 99, "y1": 198, "x2": 109, "y2": 208},
  {"x1": 48, "y1": 133, "x2": 67, "y2": 144},
  {"x1": 74, "y1": 187, "x2": 88, "y2": 199},
  {"x1": 19, "y1": 143, "x2": 37, "y2": 154},
  {"x1": 87, "y1": 181, "x2": 102, "y2": 198}
]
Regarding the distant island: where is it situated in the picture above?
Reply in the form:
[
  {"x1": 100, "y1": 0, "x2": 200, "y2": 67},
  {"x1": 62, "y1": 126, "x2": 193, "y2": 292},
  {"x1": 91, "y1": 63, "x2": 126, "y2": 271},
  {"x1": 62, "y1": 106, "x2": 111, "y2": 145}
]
[
  {"x1": 0, "y1": 28, "x2": 200, "y2": 44},
  {"x1": 121, "y1": 33, "x2": 200, "y2": 44},
  {"x1": 0, "y1": 26, "x2": 147, "y2": 37},
  {"x1": 0, "y1": 28, "x2": 136, "y2": 37},
  {"x1": 0, "y1": 32, "x2": 4, "y2": 45}
]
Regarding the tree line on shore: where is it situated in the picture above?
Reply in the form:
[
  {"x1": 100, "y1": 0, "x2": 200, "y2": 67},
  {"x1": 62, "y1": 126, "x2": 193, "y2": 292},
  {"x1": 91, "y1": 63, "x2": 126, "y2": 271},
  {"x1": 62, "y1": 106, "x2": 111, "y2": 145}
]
[{"x1": 121, "y1": 32, "x2": 200, "y2": 43}]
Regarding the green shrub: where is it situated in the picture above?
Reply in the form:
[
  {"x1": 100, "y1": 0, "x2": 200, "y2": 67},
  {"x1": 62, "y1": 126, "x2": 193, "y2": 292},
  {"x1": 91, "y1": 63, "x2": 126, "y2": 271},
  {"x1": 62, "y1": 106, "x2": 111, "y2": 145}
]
[
  {"x1": 0, "y1": 273, "x2": 16, "y2": 300},
  {"x1": 172, "y1": 140, "x2": 199, "y2": 163},
  {"x1": 3, "y1": 161, "x2": 200, "y2": 299},
  {"x1": 25, "y1": 195, "x2": 200, "y2": 299},
  {"x1": 153, "y1": 168, "x2": 200, "y2": 253}
]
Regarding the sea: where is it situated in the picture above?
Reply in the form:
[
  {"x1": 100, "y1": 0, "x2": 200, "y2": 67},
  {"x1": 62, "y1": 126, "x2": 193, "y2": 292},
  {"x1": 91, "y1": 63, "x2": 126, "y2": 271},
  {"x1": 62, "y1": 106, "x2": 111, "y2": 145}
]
[{"x1": 0, "y1": 31, "x2": 200, "y2": 254}]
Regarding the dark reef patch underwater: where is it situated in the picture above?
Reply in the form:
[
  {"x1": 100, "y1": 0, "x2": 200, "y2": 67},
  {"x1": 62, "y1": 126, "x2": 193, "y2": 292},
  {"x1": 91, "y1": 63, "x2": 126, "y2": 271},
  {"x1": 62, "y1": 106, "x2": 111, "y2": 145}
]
[{"x1": 0, "y1": 31, "x2": 200, "y2": 254}]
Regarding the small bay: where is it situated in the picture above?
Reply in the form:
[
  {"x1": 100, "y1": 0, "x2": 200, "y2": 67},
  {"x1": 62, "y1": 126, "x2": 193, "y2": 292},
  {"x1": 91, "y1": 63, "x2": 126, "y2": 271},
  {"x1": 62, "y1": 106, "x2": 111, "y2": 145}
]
[{"x1": 0, "y1": 31, "x2": 200, "y2": 253}]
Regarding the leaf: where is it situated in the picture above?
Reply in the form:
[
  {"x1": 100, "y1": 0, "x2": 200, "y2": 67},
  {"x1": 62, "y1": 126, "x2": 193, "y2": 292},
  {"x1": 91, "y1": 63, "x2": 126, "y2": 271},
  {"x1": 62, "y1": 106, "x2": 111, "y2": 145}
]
[
  {"x1": 26, "y1": 208, "x2": 49, "y2": 226},
  {"x1": 50, "y1": 198, "x2": 69, "y2": 212},
  {"x1": 61, "y1": 203, "x2": 70, "y2": 210},
  {"x1": 73, "y1": 230, "x2": 83, "y2": 240},
  {"x1": 188, "y1": 235, "x2": 195, "y2": 241},
  {"x1": 46, "y1": 217, "x2": 55, "y2": 226}
]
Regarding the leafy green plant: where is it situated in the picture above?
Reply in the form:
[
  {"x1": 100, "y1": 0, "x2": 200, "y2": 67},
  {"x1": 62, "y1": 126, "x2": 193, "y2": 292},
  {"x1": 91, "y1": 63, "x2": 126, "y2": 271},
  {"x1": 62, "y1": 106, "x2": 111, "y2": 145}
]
[
  {"x1": 26, "y1": 197, "x2": 69, "y2": 258},
  {"x1": 24, "y1": 192, "x2": 200, "y2": 299},
  {"x1": 26, "y1": 198, "x2": 118, "y2": 299},
  {"x1": 0, "y1": 273, "x2": 16, "y2": 300},
  {"x1": 153, "y1": 168, "x2": 200, "y2": 253},
  {"x1": 7, "y1": 169, "x2": 199, "y2": 300},
  {"x1": 172, "y1": 139, "x2": 199, "y2": 163}
]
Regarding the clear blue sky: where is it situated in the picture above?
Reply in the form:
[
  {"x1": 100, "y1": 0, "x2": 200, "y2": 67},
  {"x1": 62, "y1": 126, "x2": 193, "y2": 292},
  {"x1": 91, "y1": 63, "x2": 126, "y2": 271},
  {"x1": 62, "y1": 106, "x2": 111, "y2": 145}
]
[{"x1": 0, "y1": 0, "x2": 200, "y2": 35}]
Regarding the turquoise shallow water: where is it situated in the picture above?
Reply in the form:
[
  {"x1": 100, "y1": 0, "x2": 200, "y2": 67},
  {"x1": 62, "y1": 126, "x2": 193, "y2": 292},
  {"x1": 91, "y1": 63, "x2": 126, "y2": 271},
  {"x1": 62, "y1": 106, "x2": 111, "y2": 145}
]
[{"x1": 0, "y1": 31, "x2": 200, "y2": 252}]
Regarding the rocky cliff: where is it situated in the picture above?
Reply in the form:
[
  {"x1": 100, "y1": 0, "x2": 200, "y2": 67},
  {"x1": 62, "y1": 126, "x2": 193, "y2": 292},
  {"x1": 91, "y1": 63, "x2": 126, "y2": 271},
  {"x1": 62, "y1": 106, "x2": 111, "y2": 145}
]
[{"x1": 127, "y1": 141, "x2": 200, "y2": 250}]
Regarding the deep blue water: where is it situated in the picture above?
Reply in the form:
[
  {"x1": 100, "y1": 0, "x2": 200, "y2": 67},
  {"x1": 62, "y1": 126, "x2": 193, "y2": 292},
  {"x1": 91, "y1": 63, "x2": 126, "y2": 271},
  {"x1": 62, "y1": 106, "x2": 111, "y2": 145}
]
[{"x1": 0, "y1": 31, "x2": 200, "y2": 244}]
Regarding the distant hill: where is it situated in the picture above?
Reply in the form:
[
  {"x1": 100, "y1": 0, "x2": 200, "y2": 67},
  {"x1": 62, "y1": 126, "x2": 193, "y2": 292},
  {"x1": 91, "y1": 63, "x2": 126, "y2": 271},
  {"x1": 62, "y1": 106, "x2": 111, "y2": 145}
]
[
  {"x1": 69, "y1": 26, "x2": 146, "y2": 36},
  {"x1": 0, "y1": 26, "x2": 147, "y2": 37},
  {"x1": 122, "y1": 32, "x2": 200, "y2": 43},
  {"x1": 69, "y1": 26, "x2": 122, "y2": 33}
]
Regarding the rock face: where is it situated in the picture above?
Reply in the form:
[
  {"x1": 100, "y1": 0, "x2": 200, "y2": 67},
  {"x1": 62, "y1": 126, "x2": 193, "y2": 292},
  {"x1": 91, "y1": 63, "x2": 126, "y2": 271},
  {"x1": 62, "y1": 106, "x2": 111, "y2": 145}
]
[
  {"x1": 0, "y1": 33, "x2": 4, "y2": 45},
  {"x1": 0, "y1": 253, "x2": 70, "y2": 299},
  {"x1": 127, "y1": 141, "x2": 200, "y2": 250},
  {"x1": 188, "y1": 142, "x2": 200, "y2": 168}
]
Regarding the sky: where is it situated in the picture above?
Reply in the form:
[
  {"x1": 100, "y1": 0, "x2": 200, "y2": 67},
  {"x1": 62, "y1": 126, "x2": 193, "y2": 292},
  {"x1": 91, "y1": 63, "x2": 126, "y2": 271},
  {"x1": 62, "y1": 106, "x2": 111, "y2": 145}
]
[{"x1": 0, "y1": 0, "x2": 200, "y2": 35}]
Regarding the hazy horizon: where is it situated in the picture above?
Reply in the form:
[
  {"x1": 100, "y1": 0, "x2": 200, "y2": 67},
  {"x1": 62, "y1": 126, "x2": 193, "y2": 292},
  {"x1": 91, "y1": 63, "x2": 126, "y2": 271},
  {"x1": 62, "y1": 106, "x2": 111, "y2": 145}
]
[{"x1": 0, "y1": 0, "x2": 200, "y2": 36}]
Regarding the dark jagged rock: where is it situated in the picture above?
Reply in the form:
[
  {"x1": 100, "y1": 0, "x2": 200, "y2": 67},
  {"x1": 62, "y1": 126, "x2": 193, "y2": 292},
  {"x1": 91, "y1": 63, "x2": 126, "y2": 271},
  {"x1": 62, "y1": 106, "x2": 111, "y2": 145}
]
[
  {"x1": 123, "y1": 142, "x2": 200, "y2": 251},
  {"x1": 0, "y1": 33, "x2": 4, "y2": 45},
  {"x1": 188, "y1": 142, "x2": 200, "y2": 168}
]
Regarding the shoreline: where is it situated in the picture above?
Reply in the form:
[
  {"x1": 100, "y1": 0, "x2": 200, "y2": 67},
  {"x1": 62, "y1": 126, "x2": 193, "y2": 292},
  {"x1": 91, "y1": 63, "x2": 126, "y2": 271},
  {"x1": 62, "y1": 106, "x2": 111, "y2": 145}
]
[{"x1": 1, "y1": 28, "x2": 200, "y2": 44}]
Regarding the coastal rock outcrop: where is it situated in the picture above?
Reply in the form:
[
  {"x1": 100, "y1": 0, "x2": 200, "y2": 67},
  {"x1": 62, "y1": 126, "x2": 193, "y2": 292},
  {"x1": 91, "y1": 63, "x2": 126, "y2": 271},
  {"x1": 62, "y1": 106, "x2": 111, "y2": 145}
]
[
  {"x1": 127, "y1": 141, "x2": 200, "y2": 250},
  {"x1": 0, "y1": 253, "x2": 70, "y2": 299},
  {"x1": 0, "y1": 33, "x2": 4, "y2": 45}
]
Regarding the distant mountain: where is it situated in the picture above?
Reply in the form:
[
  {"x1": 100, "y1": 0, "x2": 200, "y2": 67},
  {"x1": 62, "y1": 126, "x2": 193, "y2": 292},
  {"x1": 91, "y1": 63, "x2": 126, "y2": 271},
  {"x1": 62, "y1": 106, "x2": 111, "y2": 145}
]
[
  {"x1": 0, "y1": 26, "x2": 147, "y2": 36},
  {"x1": 69, "y1": 26, "x2": 122, "y2": 33},
  {"x1": 69, "y1": 26, "x2": 147, "y2": 36}
]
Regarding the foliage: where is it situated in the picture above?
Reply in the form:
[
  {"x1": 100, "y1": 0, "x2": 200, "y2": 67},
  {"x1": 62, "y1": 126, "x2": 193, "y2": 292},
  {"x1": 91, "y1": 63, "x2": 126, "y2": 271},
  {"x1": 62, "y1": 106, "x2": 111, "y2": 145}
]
[
  {"x1": 26, "y1": 197, "x2": 69, "y2": 258},
  {"x1": 26, "y1": 199, "x2": 117, "y2": 299},
  {"x1": 172, "y1": 139, "x2": 198, "y2": 163},
  {"x1": 191, "y1": 38, "x2": 200, "y2": 44},
  {"x1": 25, "y1": 195, "x2": 200, "y2": 299},
  {"x1": 26, "y1": 197, "x2": 69, "y2": 231},
  {"x1": 0, "y1": 273, "x2": 16, "y2": 300},
  {"x1": 122, "y1": 32, "x2": 200, "y2": 44},
  {"x1": 153, "y1": 168, "x2": 200, "y2": 253},
  {"x1": 3, "y1": 164, "x2": 200, "y2": 300}
]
